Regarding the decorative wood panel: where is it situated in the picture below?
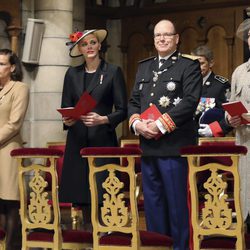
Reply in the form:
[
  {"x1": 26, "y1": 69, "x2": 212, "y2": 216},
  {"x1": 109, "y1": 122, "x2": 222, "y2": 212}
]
[
  {"x1": 0, "y1": 0, "x2": 22, "y2": 53},
  {"x1": 121, "y1": 5, "x2": 248, "y2": 138}
]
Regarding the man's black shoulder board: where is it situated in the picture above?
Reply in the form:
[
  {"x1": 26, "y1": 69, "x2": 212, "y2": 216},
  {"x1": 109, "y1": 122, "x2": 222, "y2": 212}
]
[
  {"x1": 138, "y1": 56, "x2": 157, "y2": 64},
  {"x1": 214, "y1": 75, "x2": 228, "y2": 83}
]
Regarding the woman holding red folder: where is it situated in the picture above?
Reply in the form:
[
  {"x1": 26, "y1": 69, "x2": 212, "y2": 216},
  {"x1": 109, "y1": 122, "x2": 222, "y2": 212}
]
[
  {"x1": 226, "y1": 19, "x2": 250, "y2": 229},
  {"x1": 59, "y1": 29, "x2": 127, "y2": 230}
]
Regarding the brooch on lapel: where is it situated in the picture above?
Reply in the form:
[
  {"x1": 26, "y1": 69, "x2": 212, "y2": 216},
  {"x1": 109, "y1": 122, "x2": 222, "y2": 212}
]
[{"x1": 99, "y1": 74, "x2": 103, "y2": 84}]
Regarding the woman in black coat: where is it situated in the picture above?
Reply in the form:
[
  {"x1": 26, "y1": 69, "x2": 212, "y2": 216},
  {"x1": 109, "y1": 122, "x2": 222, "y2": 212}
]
[{"x1": 59, "y1": 29, "x2": 127, "y2": 229}]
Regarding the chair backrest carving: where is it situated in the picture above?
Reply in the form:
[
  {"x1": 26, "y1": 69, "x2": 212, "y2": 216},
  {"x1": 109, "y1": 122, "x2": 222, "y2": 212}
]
[
  {"x1": 181, "y1": 144, "x2": 247, "y2": 250},
  {"x1": 81, "y1": 147, "x2": 141, "y2": 249},
  {"x1": 11, "y1": 148, "x2": 63, "y2": 249},
  {"x1": 81, "y1": 147, "x2": 173, "y2": 250}
]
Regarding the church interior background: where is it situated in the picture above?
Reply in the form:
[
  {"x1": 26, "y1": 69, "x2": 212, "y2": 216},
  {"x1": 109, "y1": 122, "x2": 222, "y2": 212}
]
[{"x1": 0, "y1": 0, "x2": 249, "y2": 147}]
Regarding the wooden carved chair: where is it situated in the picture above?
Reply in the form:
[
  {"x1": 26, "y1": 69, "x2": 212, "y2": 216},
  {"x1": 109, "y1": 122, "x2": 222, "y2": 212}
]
[
  {"x1": 198, "y1": 137, "x2": 236, "y2": 205},
  {"x1": 181, "y1": 144, "x2": 247, "y2": 250},
  {"x1": 0, "y1": 229, "x2": 6, "y2": 250},
  {"x1": 80, "y1": 146, "x2": 173, "y2": 250},
  {"x1": 120, "y1": 139, "x2": 145, "y2": 230},
  {"x1": 11, "y1": 148, "x2": 92, "y2": 250},
  {"x1": 46, "y1": 141, "x2": 82, "y2": 230}
]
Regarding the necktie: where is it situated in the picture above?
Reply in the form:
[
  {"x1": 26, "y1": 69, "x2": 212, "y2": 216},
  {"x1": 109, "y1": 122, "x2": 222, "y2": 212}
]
[
  {"x1": 160, "y1": 59, "x2": 166, "y2": 64},
  {"x1": 159, "y1": 59, "x2": 166, "y2": 68}
]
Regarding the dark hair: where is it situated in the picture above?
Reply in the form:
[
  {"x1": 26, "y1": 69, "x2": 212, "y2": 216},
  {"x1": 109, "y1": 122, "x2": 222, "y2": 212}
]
[
  {"x1": 0, "y1": 49, "x2": 23, "y2": 81},
  {"x1": 191, "y1": 45, "x2": 214, "y2": 63}
]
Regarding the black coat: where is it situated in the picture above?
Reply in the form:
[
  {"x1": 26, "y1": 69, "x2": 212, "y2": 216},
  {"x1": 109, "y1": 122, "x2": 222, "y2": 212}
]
[
  {"x1": 128, "y1": 51, "x2": 202, "y2": 157},
  {"x1": 59, "y1": 59, "x2": 127, "y2": 204}
]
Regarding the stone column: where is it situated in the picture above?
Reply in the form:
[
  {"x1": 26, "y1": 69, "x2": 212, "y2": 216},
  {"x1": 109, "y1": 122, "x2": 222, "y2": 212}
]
[
  {"x1": 6, "y1": 26, "x2": 22, "y2": 55},
  {"x1": 0, "y1": 19, "x2": 10, "y2": 49},
  {"x1": 106, "y1": 19, "x2": 124, "y2": 139},
  {"x1": 22, "y1": 0, "x2": 75, "y2": 147}
]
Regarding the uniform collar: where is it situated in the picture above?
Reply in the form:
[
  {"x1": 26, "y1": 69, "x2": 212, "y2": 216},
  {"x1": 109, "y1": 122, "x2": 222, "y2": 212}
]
[
  {"x1": 203, "y1": 71, "x2": 212, "y2": 85},
  {"x1": 158, "y1": 50, "x2": 177, "y2": 62},
  {"x1": 158, "y1": 51, "x2": 179, "y2": 69}
]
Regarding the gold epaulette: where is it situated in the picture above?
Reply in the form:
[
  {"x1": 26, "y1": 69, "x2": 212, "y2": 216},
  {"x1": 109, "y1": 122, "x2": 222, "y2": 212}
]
[{"x1": 181, "y1": 54, "x2": 200, "y2": 60}]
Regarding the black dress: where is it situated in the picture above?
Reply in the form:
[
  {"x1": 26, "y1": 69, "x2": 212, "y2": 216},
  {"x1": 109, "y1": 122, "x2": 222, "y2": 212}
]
[{"x1": 59, "y1": 60, "x2": 127, "y2": 204}]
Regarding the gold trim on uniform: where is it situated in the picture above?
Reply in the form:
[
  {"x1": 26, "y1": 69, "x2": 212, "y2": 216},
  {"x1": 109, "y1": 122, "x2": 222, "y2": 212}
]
[
  {"x1": 159, "y1": 113, "x2": 176, "y2": 133},
  {"x1": 129, "y1": 113, "x2": 141, "y2": 128}
]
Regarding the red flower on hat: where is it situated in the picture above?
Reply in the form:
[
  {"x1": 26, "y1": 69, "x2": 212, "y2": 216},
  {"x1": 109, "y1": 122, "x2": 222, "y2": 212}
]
[{"x1": 69, "y1": 31, "x2": 83, "y2": 42}]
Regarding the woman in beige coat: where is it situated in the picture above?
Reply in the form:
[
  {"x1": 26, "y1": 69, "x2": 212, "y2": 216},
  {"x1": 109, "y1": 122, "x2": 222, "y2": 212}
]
[
  {"x1": 227, "y1": 20, "x2": 250, "y2": 227},
  {"x1": 0, "y1": 49, "x2": 29, "y2": 250}
]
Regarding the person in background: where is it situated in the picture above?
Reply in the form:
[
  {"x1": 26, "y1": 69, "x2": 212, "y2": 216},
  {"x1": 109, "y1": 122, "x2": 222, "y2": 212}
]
[
  {"x1": 226, "y1": 18, "x2": 250, "y2": 229},
  {"x1": 128, "y1": 19, "x2": 202, "y2": 250},
  {"x1": 191, "y1": 45, "x2": 231, "y2": 137},
  {"x1": 59, "y1": 29, "x2": 127, "y2": 230},
  {"x1": 0, "y1": 49, "x2": 30, "y2": 250}
]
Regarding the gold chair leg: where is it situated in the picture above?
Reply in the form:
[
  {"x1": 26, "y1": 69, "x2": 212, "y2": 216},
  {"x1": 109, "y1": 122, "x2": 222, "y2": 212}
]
[{"x1": 71, "y1": 207, "x2": 82, "y2": 230}]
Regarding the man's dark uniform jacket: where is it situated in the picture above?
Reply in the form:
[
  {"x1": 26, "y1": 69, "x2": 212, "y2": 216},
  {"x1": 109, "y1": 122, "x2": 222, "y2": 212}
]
[
  {"x1": 197, "y1": 72, "x2": 232, "y2": 136},
  {"x1": 201, "y1": 72, "x2": 230, "y2": 108},
  {"x1": 128, "y1": 51, "x2": 202, "y2": 156}
]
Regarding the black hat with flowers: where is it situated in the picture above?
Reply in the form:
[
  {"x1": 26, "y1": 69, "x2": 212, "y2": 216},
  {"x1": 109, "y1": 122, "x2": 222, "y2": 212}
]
[{"x1": 67, "y1": 29, "x2": 108, "y2": 58}]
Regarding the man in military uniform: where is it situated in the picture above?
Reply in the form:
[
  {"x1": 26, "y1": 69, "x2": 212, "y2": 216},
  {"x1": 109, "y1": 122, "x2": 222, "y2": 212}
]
[
  {"x1": 128, "y1": 19, "x2": 202, "y2": 250},
  {"x1": 191, "y1": 45, "x2": 231, "y2": 137}
]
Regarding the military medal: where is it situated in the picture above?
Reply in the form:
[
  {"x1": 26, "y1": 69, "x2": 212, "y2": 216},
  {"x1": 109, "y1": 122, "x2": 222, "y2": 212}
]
[
  {"x1": 166, "y1": 81, "x2": 176, "y2": 91},
  {"x1": 153, "y1": 71, "x2": 158, "y2": 82},
  {"x1": 159, "y1": 95, "x2": 171, "y2": 108},
  {"x1": 152, "y1": 69, "x2": 168, "y2": 82}
]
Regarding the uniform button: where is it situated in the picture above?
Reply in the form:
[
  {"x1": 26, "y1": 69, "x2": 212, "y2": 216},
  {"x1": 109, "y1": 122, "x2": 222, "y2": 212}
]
[
  {"x1": 151, "y1": 93, "x2": 154, "y2": 96},
  {"x1": 149, "y1": 103, "x2": 153, "y2": 106},
  {"x1": 142, "y1": 79, "x2": 144, "y2": 81},
  {"x1": 153, "y1": 84, "x2": 156, "y2": 87}
]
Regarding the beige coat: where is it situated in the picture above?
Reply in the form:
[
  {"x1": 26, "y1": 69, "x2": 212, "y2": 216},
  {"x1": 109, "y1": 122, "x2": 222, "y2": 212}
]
[
  {"x1": 230, "y1": 58, "x2": 250, "y2": 220},
  {"x1": 0, "y1": 81, "x2": 29, "y2": 200}
]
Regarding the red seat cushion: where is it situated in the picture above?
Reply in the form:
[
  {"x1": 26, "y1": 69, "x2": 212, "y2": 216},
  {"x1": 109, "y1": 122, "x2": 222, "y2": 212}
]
[
  {"x1": 99, "y1": 231, "x2": 173, "y2": 247},
  {"x1": 46, "y1": 144, "x2": 66, "y2": 187},
  {"x1": 27, "y1": 229, "x2": 92, "y2": 243},
  {"x1": 0, "y1": 229, "x2": 5, "y2": 239},
  {"x1": 80, "y1": 147, "x2": 142, "y2": 156},
  {"x1": 201, "y1": 236, "x2": 236, "y2": 248},
  {"x1": 181, "y1": 145, "x2": 247, "y2": 155},
  {"x1": 10, "y1": 148, "x2": 64, "y2": 157},
  {"x1": 201, "y1": 233, "x2": 250, "y2": 248}
]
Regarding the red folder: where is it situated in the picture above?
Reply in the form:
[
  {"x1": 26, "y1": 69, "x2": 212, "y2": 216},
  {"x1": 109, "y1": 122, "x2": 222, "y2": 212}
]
[
  {"x1": 222, "y1": 101, "x2": 249, "y2": 124},
  {"x1": 140, "y1": 104, "x2": 162, "y2": 139},
  {"x1": 57, "y1": 91, "x2": 97, "y2": 119},
  {"x1": 140, "y1": 104, "x2": 162, "y2": 121}
]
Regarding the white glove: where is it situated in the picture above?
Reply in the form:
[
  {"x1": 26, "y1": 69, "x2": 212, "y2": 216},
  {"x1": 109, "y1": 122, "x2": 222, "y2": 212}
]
[{"x1": 198, "y1": 124, "x2": 213, "y2": 137}]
